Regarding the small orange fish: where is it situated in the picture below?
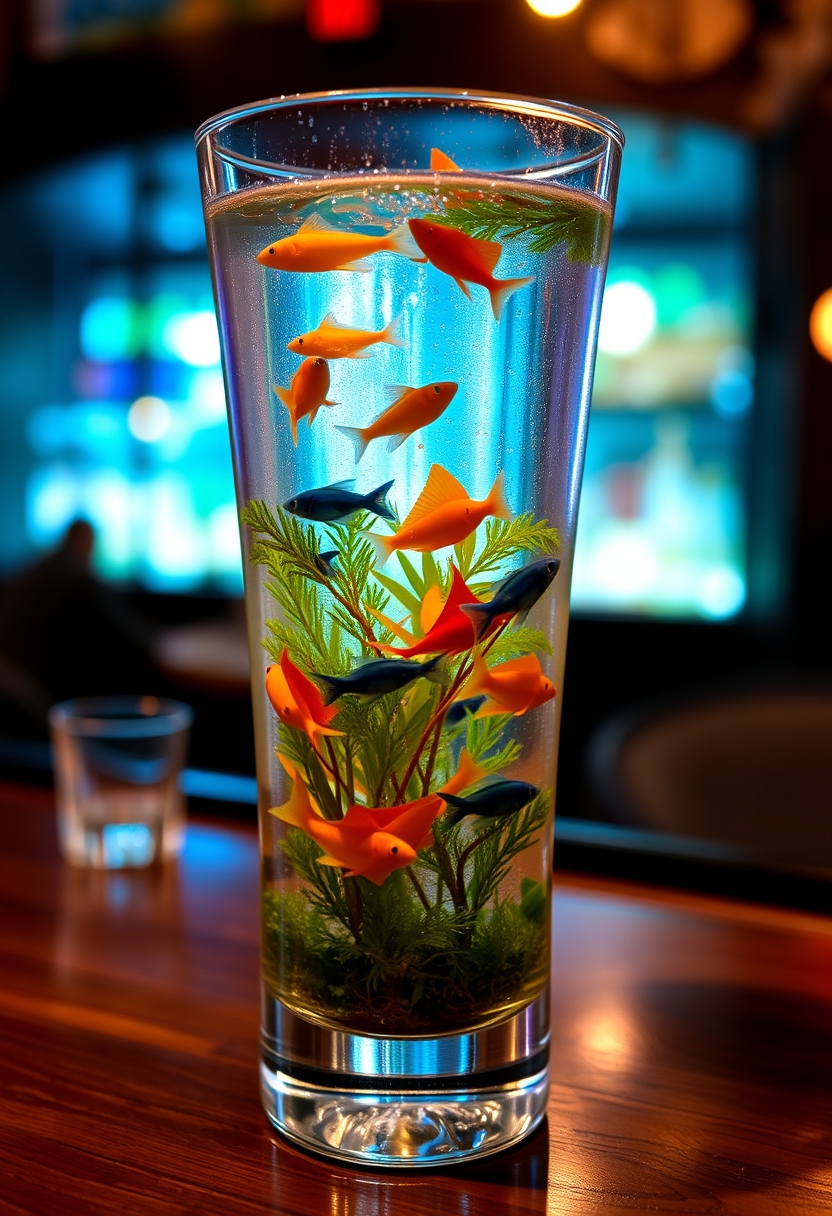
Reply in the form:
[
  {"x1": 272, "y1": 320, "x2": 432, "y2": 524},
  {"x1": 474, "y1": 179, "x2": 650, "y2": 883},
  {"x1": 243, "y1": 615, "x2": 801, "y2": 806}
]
[
  {"x1": 273, "y1": 357, "x2": 336, "y2": 446},
  {"x1": 372, "y1": 565, "x2": 483, "y2": 658},
  {"x1": 364, "y1": 463, "x2": 511, "y2": 566},
  {"x1": 460, "y1": 650, "x2": 556, "y2": 718},
  {"x1": 287, "y1": 313, "x2": 405, "y2": 359},
  {"x1": 265, "y1": 649, "x2": 343, "y2": 750},
  {"x1": 408, "y1": 217, "x2": 534, "y2": 320},
  {"x1": 336, "y1": 381, "x2": 458, "y2": 463},
  {"x1": 440, "y1": 747, "x2": 489, "y2": 796},
  {"x1": 257, "y1": 213, "x2": 425, "y2": 273},
  {"x1": 270, "y1": 757, "x2": 417, "y2": 886},
  {"x1": 430, "y1": 148, "x2": 462, "y2": 172}
]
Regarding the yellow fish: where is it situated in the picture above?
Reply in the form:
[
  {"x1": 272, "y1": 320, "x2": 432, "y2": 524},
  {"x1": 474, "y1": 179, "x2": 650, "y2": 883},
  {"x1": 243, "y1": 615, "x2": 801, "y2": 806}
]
[
  {"x1": 336, "y1": 381, "x2": 458, "y2": 463},
  {"x1": 460, "y1": 651, "x2": 556, "y2": 718},
  {"x1": 257, "y1": 213, "x2": 425, "y2": 273},
  {"x1": 270, "y1": 756, "x2": 418, "y2": 886},
  {"x1": 364, "y1": 463, "x2": 511, "y2": 566},
  {"x1": 408, "y1": 217, "x2": 534, "y2": 321},
  {"x1": 287, "y1": 313, "x2": 405, "y2": 359},
  {"x1": 273, "y1": 357, "x2": 336, "y2": 446}
]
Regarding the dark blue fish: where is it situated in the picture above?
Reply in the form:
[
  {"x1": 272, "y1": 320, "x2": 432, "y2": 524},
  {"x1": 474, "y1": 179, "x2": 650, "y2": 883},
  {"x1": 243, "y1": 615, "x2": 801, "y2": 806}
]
[
  {"x1": 438, "y1": 779, "x2": 540, "y2": 829},
  {"x1": 314, "y1": 549, "x2": 339, "y2": 579},
  {"x1": 313, "y1": 654, "x2": 446, "y2": 706},
  {"x1": 461, "y1": 557, "x2": 560, "y2": 640},
  {"x1": 283, "y1": 478, "x2": 395, "y2": 524},
  {"x1": 444, "y1": 696, "x2": 487, "y2": 728}
]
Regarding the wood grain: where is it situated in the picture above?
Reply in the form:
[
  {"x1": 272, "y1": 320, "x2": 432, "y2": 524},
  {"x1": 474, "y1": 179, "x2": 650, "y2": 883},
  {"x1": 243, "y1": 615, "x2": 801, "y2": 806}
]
[{"x1": 0, "y1": 781, "x2": 830, "y2": 1215}]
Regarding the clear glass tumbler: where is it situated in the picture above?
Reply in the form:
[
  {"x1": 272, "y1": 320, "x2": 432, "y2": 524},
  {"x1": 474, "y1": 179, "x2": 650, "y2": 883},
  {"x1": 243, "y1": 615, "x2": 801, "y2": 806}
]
[
  {"x1": 196, "y1": 89, "x2": 621, "y2": 1166},
  {"x1": 49, "y1": 695, "x2": 192, "y2": 868}
]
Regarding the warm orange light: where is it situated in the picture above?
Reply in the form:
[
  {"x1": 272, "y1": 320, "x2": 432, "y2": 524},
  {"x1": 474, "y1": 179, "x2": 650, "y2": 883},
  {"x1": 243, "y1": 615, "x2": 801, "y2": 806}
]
[
  {"x1": 809, "y1": 287, "x2": 832, "y2": 361},
  {"x1": 526, "y1": 0, "x2": 582, "y2": 15}
]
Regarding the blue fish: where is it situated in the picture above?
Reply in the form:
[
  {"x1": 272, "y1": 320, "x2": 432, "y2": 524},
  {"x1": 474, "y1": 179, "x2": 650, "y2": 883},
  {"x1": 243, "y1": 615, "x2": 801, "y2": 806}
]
[
  {"x1": 283, "y1": 478, "x2": 395, "y2": 524},
  {"x1": 438, "y1": 779, "x2": 539, "y2": 829},
  {"x1": 313, "y1": 654, "x2": 446, "y2": 705},
  {"x1": 314, "y1": 549, "x2": 339, "y2": 579},
  {"x1": 461, "y1": 557, "x2": 560, "y2": 640},
  {"x1": 444, "y1": 695, "x2": 487, "y2": 727}
]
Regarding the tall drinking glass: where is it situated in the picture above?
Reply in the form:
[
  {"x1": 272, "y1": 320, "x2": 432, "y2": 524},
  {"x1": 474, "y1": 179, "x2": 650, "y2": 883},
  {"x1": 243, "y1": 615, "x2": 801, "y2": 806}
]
[{"x1": 196, "y1": 90, "x2": 621, "y2": 1166}]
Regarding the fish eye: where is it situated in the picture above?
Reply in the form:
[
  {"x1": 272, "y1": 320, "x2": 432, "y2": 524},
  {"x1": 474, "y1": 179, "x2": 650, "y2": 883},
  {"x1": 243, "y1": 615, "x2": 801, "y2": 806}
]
[
  {"x1": 433, "y1": 384, "x2": 440, "y2": 394},
  {"x1": 297, "y1": 337, "x2": 304, "y2": 345},
  {"x1": 315, "y1": 358, "x2": 325, "y2": 366},
  {"x1": 547, "y1": 561, "x2": 556, "y2": 573},
  {"x1": 288, "y1": 499, "x2": 297, "y2": 510},
  {"x1": 391, "y1": 846, "x2": 399, "y2": 855},
  {"x1": 268, "y1": 247, "x2": 274, "y2": 256}
]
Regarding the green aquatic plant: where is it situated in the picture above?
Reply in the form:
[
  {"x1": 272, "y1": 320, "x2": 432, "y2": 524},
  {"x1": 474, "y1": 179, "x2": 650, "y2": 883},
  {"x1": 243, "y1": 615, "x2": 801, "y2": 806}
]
[
  {"x1": 245, "y1": 496, "x2": 558, "y2": 1026},
  {"x1": 439, "y1": 188, "x2": 610, "y2": 263}
]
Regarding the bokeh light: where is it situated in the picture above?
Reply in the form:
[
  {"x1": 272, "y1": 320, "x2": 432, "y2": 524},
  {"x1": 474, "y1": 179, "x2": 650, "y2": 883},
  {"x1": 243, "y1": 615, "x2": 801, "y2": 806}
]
[
  {"x1": 162, "y1": 310, "x2": 220, "y2": 367},
  {"x1": 809, "y1": 287, "x2": 832, "y2": 361},
  {"x1": 598, "y1": 281, "x2": 657, "y2": 356},
  {"x1": 525, "y1": 0, "x2": 582, "y2": 15},
  {"x1": 128, "y1": 395, "x2": 172, "y2": 443}
]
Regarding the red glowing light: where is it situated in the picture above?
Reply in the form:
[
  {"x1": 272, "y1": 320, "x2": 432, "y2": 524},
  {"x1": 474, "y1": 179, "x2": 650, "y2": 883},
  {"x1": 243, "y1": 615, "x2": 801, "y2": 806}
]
[{"x1": 307, "y1": 0, "x2": 380, "y2": 42}]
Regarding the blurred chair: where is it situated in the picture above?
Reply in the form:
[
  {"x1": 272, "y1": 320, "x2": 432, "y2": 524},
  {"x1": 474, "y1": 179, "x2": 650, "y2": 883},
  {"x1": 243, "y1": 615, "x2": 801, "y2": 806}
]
[{"x1": 585, "y1": 677, "x2": 832, "y2": 873}]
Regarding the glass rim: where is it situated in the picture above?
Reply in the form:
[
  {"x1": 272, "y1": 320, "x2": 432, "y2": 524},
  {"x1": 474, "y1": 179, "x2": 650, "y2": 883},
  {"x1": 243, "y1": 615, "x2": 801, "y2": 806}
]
[
  {"x1": 194, "y1": 86, "x2": 624, "y2": 181},
  {"x1": 48, "y1": 695, "x2": 193, "y2": 737}
]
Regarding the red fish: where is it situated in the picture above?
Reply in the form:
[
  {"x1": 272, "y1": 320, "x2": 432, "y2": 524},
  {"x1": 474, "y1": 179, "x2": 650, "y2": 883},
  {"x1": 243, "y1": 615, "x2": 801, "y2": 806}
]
[
  {"x1": 374, "y1": 565, "x2": 484, "y2": 658},
  {"x1": 460, "y1": 650, "x2": 555, "y2": 718},
  {"x1": 408, "y1": 218, "x2": 534, "y2": 320}
]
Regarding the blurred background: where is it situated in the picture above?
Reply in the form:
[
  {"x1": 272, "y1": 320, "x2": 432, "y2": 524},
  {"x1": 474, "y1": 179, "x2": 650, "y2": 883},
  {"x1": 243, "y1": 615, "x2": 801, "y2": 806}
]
[{"x1": 0, "y1": 0, "x2": 830, "y2": 891}]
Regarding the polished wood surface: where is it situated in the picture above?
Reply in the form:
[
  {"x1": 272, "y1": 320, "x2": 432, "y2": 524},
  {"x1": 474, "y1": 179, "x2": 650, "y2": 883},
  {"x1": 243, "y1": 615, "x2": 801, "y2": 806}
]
[{"x1": 1, "y1": 781, "x2": 830, "y2": 1215}]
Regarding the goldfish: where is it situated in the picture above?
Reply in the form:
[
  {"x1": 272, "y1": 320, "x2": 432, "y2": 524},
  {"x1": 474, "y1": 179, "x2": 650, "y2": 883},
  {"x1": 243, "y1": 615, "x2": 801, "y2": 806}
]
[
  {"x1": 312, "y1": 654, "x2": 446, "y2": 705},
  {"x1": 257, "y1": 213, "x2": 425, "y2": 273},
  {"x1": 438, "y1": 779, "x2": 539, "y2": 829},
  {"x1": 439, "y1": 746, "x2": 489, "y2": 797},
  {"x1": 407, "y1": 217, "x2": 534, "y2": 321},
  {"x1": 341, "y1": 794, "x2": 444, "y2": 855},
  {"x1": 288, "y1": 313, "x2": 405, "y2": 359},
  {"x1": 462, "y1": 557, "x2": 561, "y2": 639},
  {"x1": 430, "y1": 148, "x2": 461, "y2": 172},
  {"x1": 273, "y1": 356, "x2": 335, "y2": 446},
  {"x1": 270, "y1": 757, "x2": 417, "y2": 886},
  {"x1": 283, "y1": 478, "x2": 395, "y2": 524},
  {"x1": 460, "y1": 650, "x2": 555, "y2": 718},
  {"x1": 336, "y1": 381, "x2": 458, "y2": 464},
  {"x1": 363, "y1": 464, "x2": 511, "y2": 567},
  {"x1": 374, "y1": 565, "x2": 483, "y2": 658},
  {"x1": 265, "y1": 649, "x2": 343, "y2": 750}
]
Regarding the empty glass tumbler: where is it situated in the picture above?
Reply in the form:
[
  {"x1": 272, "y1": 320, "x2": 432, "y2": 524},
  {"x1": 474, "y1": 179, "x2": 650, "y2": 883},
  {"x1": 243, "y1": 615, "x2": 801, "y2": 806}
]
[{"x1": 196, "y1": 89, "x2": 621, "y2": 1166}]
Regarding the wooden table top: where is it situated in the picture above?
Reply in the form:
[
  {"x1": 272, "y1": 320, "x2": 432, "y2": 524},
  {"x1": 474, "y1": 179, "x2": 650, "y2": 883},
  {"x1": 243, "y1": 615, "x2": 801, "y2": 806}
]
[{"x1": 1, "y1": 780, "x2": 831, "y2": 1215}]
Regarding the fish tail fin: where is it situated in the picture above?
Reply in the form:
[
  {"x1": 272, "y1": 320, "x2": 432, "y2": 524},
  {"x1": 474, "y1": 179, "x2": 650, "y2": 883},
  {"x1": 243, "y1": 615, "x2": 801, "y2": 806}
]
[
  {"x1": 489, "y1": 275, "x2": 535, "y2": 321},
  {"x1": 486, "y1": 470, "x2": 512, "y2": 521},
  {"x1": 361, "y1": 531, "x2": 395, "y2": 568},
  {"x1": 367, "y1": 478, "x2": 396, "y2": 522},
  {"x1": 459, "y1": 601, "x2": 492, "y2": 642},
  {"x1": 382, "y1": 315, "x2": 406, "y2": 348},
  {"x1": 268, "y1": 767, "x2": 315, "y2": 830},
  {"x1": 335, "y1": 424, "x2": 370, "y2": 464},
  {"x1": 438, "y1": 792, "x2": 467, "y2": 828},
  {"x1": 423, "y1": 656, "x2": 450, "y2": 686},
  {"x1": 388, "y1": 224, "x2": 428, "y2": 262},
  {"x1": 309, "y1": 672, "x2": 343, "y2": 708},
  {"x1": 273, "y1": 385, "x2": 298, "y2": 445}
]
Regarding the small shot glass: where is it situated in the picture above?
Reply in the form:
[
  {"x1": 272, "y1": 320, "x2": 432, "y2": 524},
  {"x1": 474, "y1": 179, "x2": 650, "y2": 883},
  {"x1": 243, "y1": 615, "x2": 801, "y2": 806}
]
[{"x1": 48, "y1": 696, "x2": 193, "y2": 869}]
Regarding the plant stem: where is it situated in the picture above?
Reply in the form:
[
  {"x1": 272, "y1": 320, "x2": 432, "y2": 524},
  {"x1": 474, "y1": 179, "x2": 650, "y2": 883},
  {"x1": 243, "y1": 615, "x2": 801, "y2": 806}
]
[
  {"x1": 343, "y1": 877, "x2": 363, "y2": 940},
  {"x1": 344, "y1": 745, "x2": 355, "y2": 806},
  {"x1": 324, "y1": 738, "x2": 344, "y2": 816},
  {"x1": 420, "y1": 721, "x2": 442, "y2": 796},
  {"x1": 455, "y1": 821, "x2": 503, "y2": 914},
  {"x1": 406, "y1": 867, "x2": 431, "y2": 911}
]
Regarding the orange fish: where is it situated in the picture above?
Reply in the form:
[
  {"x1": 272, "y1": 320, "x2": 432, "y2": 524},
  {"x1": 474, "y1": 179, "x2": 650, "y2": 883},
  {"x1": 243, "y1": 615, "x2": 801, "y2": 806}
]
[
  {"x1": 373, "y1": 565, "x2": 483, "y2": 658},
  {"x1": 257, "y1": 213, "x2": 425, "y2": 273},
  {"x1": 363, "y1": 464, "x2": 511, "y2": 567},
  {"x1": 430, "y1": 148, "x2": 462, "y2": 172},
  {"x1": 460, "y1": 650, "x2": 555, "y2": 718},
  {"x1": 265, "y1": 649, "x2": 343, "y2": 750},
  {"x1": 270, "y1": 757, "x2": 417, "y2": 886},
  {"x1": 336, "y1": 381, "x2": 458, "y2": 463},
  {"x1": 407, "y1": 217, "x2": 534, "y2": 320},
  {"x1": 440, "y1": 747, "x2": 490, "y2": 796},
  {"x1": 273, "y1": 357, "x2": 335, "y2": 445},
  {"x1": 287, "y1": 313, "x2": 405, "y2": 359}
]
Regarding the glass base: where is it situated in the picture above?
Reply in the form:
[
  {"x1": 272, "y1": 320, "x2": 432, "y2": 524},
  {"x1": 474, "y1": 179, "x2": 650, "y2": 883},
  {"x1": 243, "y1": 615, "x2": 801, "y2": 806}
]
[{"x1": 260, "y1": 989, "x2": 550, "y2": 1167}]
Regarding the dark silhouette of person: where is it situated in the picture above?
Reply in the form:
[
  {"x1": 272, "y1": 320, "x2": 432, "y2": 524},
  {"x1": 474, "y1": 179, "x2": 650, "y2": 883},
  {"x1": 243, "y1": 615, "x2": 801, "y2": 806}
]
[{"x1": 0, "y1": 520, "x2": 155, "y2": 734}]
